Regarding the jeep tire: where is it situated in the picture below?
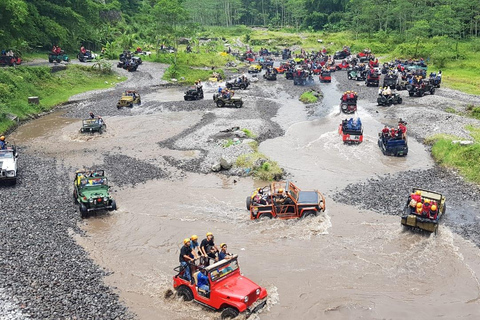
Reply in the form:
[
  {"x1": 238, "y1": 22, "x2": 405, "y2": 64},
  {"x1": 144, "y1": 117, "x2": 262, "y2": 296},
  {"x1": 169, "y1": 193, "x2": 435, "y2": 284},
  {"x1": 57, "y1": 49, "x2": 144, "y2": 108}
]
[
  {"x1": 221, "y1": 307, "x2": 239, "y2": 319},
  {"x1": 246, "y1": 197, "x2": 251, "y2": 210},
  {"x1": 177, "y1": 286, "x2": 193, "y2": 301},
  {"x1": 80, "y1": 204, "x2": 88, "y2": 219},
  {"x1": 109, "y1": 200, "x2": 117, "y2": 211}
]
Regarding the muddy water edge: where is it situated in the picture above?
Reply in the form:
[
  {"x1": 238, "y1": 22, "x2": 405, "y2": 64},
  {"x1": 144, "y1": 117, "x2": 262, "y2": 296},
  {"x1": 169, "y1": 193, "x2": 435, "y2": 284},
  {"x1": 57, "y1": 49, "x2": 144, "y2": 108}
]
[{"x1": 10, "y1": 63, "x2": 480, "y2": 319}]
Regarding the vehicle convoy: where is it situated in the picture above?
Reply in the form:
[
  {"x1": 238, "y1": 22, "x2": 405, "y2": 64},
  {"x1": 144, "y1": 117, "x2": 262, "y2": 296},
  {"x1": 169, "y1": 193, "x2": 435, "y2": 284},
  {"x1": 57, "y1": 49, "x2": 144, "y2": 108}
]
[
  {"x1": 213, "y1": 94, "x2": 243, "y2": 108},
  {"x1": 73, "y1": 169, "x2": 117, "y2": 218},
  {"x1": 401, "y1": 188, "x2": 446, "y2": 234},
  {"x1": 184, "y1": 86, "x2": 204, "y2": 101},
  {"x1": 0, "y1": 146, "x2": 18, "y2": 184},
  {"x1": 246, "y1": 181, "x2": 326, "y2": 220},
  {"x1": 117, "y1": 90, "x2": 141, "y2": 108},
  {"x1": 173, "y1": 255, "x2": 267, "y2": 319},
  {"x1": 338, "y1": 118, "x2": 363, "y2": 144},
  {"x1": 80, "y1": 118, "x2": 106, "y2": 134}
]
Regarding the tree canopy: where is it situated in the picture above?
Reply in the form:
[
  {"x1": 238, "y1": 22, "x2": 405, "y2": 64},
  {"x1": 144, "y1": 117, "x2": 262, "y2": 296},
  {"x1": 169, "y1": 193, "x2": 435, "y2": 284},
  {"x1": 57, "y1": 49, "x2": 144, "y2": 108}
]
[{"x1": 0, "y1": 0, "x2": 478, "y2": 52}]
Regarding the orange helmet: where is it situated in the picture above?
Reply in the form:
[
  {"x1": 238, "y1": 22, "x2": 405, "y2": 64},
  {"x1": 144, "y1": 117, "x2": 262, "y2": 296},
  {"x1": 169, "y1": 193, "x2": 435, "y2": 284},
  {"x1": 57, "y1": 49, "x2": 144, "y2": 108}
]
[
  {"x1": 183, "y1": 238, "x2": 190, "y2": 245},
  {"x1": 416, "y1": 202, "x2": 423, "y2": 208},
  {"x1": 431, "y1": 205, "x2": 437, "y2": 211},
  {"x1": 415, "y1": 191, "x2": 421, "y2": 195},
  {"x1": 0, "y1": 136, "x2": 4, "y2": 141},
  {"x1": 424, "y1": 199, "x2": 430, "y2": 204}
]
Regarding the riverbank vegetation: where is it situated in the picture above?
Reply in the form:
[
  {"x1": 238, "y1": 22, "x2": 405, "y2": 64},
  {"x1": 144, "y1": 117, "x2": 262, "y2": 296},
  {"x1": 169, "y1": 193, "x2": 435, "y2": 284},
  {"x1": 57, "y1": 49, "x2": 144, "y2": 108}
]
[{"x1": 0, "y1": 66, "x2": 123, "y2": 133}]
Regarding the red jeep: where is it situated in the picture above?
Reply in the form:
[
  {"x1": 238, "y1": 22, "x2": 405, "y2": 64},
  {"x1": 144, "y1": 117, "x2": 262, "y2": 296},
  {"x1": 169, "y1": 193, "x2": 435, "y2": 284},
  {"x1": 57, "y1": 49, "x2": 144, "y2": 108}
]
[
  {"x1": 173, "y1": 255, "x2": 267, "y2": 319},
  {"x1": 246, "y1": 181, "x2": 326, "y2": 220}
]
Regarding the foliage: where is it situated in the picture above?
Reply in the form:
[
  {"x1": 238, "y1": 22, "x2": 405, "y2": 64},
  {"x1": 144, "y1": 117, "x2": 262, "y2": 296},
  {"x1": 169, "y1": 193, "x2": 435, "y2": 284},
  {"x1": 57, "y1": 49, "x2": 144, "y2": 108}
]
[
  {"x1": 241, "y1": 128, "x2": 256, "y2": 138},
  {"x1": 430, "y1": 127, "x2": 480, "y2": 184},
  {"x1": 236, "y1": 152, "x2": 283, "y2": 181},
  {"x1": 0, "y1": 65, "x2": 124, "y2": 134},
  {"x1": 299, "y1": 90, "x2": 320, "y2": 104}
]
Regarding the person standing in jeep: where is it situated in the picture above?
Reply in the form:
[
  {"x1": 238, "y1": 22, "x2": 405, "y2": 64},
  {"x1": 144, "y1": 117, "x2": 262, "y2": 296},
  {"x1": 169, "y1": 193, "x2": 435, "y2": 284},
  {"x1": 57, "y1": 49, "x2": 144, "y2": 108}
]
[
  {"x1": 200, "y1": 232, "x2": 218, "y2": 266},
  {"x1": 180, "y1": 238, "x2": 195, "y2": 282}
]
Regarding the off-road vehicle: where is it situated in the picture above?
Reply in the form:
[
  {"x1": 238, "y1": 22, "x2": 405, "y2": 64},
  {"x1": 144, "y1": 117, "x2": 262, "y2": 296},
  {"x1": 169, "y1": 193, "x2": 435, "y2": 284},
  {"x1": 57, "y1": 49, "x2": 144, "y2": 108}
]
[
  {"x1": 0, "y1": 146, "x2": 18, "y2": 184},
  {"x1": 213, "y1": 94, "x2": 243, "y2": 108},
  {"x1": 73, "y1": 169, "x2": 116, "y2": 218},
  {"x1": 117, "y1": 90, "x2": 141, "y2": 108}
]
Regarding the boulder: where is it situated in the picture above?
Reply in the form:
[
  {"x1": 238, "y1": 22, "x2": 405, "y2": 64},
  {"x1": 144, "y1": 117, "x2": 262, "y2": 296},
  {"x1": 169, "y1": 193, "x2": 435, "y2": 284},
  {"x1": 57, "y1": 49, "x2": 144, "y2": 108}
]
[
  {"x1": 211, "y1": 162, "x2": 222, "y2": 172},
  {"x1": 220, "y1": 156, "x2": 233, "y2": 170}
]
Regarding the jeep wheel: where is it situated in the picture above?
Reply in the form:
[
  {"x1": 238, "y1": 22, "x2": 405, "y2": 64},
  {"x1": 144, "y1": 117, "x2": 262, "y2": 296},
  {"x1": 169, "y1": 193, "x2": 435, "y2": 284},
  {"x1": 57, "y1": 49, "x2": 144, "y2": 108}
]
[
  {"x1": 73, "y1": 190, "x2": 78, "y2": 204},
  {"x1": 258, "y1": 213, "x2": 273, "y2": 220},
  {"x1": 246, "y1": 197, "x2": 252, "y2": 210},
  {"x1": 397, "y1": 97, "x2": 403, "y2": 104},
  {"x1": 80, "y1": 204, "x2": 88, "y2": 219},
  {"x1": 221, "y1": 307, "x2": 239, "y2": 319},
  {"x1": 302, "y1": 210, "x2": 316, "y2": 218},
  {"x1": 234, "y1": 101, "x2": 242, "y2": 108},
  {"x1": 216, "y1": 100, "x2": 225, "y2": 108},
  {"x1": 177, "y1": 286, "x2": 193, "y2": 302},
  {"x1": 430, "y1": 88, "x2": 435, "y2": 95},
  {"x1": 109, "y1": 200, "x2": 117, "y2": 211},
  {"x1": 137, "y1": 99, "x2": 141, "y2": 105},
  {"x1": 409, "y1": 91, "x2": 414, "y2": 97}
]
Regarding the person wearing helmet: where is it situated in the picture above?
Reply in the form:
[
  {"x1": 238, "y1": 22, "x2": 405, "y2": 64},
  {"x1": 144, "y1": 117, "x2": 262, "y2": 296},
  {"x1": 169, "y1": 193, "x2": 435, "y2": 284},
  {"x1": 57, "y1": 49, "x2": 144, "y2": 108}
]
[
  {"x1": 200, "y1": 232, "x2": 218, "y2": 266},
  {"x1": 190, "y1": 235, "x2": 200, "y2": 259},
  {"x1": 179, "y1": 238, "x2": 195, "y2": 282},
  {"x1": 218, "y1": 243, "x2": 232, "y2": 261},
  {"x1": 415, "y1": 202, "x2": 423, "y2": 215},
  {"x1": 429, "y1": 204, "x2": 438, "y2": 220},
  {"x1": 0, "y1": 136, "x2": 5, "y2": 149},
  {"x1": 422, "y1": 198, "x2": 431, "y2": 217}
]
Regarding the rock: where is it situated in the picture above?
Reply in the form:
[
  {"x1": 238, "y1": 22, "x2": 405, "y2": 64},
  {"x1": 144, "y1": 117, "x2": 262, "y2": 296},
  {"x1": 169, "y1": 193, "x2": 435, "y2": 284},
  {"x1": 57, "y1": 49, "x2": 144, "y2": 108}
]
[
  {"x1": 452, "y1": 140, "x2": 474, "y2": 145},
  {"x1": 242, "y1": 139, "x2": 255, "y2": 144},
  {"x1": 220, "y1": 156, "x2": 233, "y2": 170},
  {"x1": 234, "y1": 130, "x2": 246, "y2": 138},
  {"x1": 211, "y1": 162, "x2": 222, "y2": 172}
]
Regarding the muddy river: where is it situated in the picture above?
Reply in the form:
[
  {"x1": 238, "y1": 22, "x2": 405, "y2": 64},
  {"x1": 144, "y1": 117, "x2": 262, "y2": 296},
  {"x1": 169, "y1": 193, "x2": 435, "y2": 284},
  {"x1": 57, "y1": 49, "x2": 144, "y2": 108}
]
[{"x1": 10, "y1": 64, "x2": 480, "y2": 319}]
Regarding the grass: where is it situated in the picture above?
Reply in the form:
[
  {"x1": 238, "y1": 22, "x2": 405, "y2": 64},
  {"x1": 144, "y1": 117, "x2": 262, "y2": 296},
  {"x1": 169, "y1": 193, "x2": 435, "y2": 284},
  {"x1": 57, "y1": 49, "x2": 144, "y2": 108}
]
[
  {"x1": 0, "y1": 65, "x2": 125, "y2": 133},
  {"x1": 428, "y1": 127, "x2": 480, "y2": 183},
  {"x1": 236, "y1": 151, "x2": 283, "y2": 181},
  {"x1": 300, "y1": 90, "x2": 321, "y2": 104}
]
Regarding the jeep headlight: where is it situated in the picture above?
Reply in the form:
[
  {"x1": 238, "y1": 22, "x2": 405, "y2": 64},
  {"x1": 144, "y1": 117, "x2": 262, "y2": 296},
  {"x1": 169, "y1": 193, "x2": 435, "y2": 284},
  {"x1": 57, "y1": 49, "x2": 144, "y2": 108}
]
[
  {"x1": 103, "y1": 197, "x2": 108, "y2": 202},
  {"x1": 256, "y1": 288, "x2": 260, "y2": 295},
  {"x1": 243, "y1": 296, "x2": 249, "y2": 303},
  {"x1": 6, "y1": 170, "x2": 15, "y2": 177},
  {"x1": 89, "y1": 198, "x2": 93, "y2": 203}
]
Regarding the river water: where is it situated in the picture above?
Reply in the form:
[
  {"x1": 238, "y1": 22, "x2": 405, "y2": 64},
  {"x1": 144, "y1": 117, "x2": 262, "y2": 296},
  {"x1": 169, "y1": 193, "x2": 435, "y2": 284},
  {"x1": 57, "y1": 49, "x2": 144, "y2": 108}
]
[{"x1": 10, "y1": 71, "x2": 480, "y2": 319}]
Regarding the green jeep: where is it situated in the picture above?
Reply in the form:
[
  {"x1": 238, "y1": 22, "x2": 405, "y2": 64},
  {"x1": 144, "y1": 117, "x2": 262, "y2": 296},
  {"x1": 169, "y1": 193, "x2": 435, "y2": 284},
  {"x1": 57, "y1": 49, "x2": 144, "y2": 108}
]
[
  {"x1": 117, "y1": 90, "x2": 141, "y2": 109},
  {"x1": 73, "y1": 169, "x2": 117, "y2": 218},
  {"x1": 80, "y1": 118, "x2": 106, "y2": 134}
]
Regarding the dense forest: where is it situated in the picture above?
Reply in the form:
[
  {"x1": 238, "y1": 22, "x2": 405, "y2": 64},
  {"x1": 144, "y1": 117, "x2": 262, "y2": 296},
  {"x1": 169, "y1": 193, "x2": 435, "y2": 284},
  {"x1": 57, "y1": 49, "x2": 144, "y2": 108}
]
[{"x1": 1, "y1": 0, "x2": 479, "y2": 52}]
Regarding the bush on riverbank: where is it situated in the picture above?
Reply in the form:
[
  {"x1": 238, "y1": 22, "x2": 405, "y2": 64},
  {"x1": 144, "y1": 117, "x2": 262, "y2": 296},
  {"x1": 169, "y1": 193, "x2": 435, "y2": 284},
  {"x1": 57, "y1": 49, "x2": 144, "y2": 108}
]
[
  {"x1": 236, "y1": 151, "x2": 283, "y2": 181},
  {"x1": 300, "y1": 90, "x2": 321, "y2": 104},
  {"x1": 0, "y1": 65, "x2": 124, "y2": 134},
  {"x1": 427, "y1": 127, "x2": 480, "y2": 183}
]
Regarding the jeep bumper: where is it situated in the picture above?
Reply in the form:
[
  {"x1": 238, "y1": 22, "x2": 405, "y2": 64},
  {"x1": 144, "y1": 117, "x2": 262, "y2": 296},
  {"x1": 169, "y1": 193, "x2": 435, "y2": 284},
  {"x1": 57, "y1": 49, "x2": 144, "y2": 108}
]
[{"x1": 246, "y1": 298, "x2": 267, "y2": 315}]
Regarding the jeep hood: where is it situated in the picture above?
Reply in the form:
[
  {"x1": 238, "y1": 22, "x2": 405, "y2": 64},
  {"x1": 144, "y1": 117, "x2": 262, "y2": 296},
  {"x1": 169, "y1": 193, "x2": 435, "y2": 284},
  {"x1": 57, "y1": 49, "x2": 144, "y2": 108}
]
[
  {"x1": 0, "y1": 159, "x2": 15, "y2": 171},
  {"x1": 79, "y1": 187, "x2": 109, "y2": 198},
  {"x1": 215, "y1": 275, "x2": 260, "y2": 299}
]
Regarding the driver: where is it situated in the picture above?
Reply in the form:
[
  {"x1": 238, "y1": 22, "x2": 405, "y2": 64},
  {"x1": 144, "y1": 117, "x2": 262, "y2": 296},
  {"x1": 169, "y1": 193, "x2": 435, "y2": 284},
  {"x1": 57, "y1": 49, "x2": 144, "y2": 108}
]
[{"x1": 197, "y1": 269, "x2": 210, "y2": 293}]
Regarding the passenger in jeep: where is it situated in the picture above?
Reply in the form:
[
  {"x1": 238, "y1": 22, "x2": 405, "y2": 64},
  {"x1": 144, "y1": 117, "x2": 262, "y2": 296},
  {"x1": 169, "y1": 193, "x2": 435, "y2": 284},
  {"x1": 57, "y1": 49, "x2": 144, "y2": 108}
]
[
  {"x1": 180, "y1": 238, "x2": 195, "y2": 282},
  {"x1": 0, "y1": 136, "x2": 6, "y2": 149},
  {"x1": 200, "y1": 232, "x2": 218, "y2": 266},
  {"x1": 197, "y1": 269, "x2": 210, "y2": 292},
  {"x1": 218, "y1": 243, "x2": 233, "y2": 261}
]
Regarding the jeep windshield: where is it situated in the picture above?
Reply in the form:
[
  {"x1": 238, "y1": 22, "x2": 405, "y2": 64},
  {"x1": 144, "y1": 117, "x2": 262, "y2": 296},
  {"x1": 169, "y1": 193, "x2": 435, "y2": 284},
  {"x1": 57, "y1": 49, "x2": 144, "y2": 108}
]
[
  {"x1": 0, "y1": 151, "x2": 13, "y2": 158},
  {"x1": 208, "y1": 258, "x2": 239, "y2": 282},
  {"x1": 79, "y1": 177, "x2": 108, "y2": 188}
]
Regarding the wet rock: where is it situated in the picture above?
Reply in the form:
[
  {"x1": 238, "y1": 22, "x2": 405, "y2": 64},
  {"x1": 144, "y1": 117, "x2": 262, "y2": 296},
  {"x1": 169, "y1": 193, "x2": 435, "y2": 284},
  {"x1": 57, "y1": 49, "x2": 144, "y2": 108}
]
[{"x1": 211, "y1": 162, "x2": 222, "y2": 172}]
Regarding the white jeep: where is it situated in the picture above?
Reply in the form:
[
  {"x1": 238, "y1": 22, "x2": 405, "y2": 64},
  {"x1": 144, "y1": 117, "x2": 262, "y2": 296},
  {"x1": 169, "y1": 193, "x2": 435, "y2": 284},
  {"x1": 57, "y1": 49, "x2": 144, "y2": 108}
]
[{"x1": 0, "y1": 146, "x2": 18, "y2": 184}]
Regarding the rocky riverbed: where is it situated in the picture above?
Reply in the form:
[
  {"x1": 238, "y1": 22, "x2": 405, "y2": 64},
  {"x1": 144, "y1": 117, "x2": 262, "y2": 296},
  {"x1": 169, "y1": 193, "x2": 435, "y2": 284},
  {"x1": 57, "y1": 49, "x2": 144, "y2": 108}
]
[{"x1": 2, "y1": 58, "x2": 480, "y2": 319}]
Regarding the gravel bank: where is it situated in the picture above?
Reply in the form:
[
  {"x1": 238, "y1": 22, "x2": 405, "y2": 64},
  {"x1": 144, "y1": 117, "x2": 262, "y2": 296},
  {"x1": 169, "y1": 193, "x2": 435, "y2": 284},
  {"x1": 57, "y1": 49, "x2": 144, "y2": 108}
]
[{"x1": 0, "y1": 150, "x2": 133, "y2": 319}]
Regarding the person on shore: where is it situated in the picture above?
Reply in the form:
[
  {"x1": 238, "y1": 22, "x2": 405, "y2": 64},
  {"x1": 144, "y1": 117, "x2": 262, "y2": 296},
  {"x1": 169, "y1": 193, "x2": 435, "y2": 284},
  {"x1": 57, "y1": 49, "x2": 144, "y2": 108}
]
[{"x1": 179, "y1": 238, "x2": 195, "y2": 282}]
